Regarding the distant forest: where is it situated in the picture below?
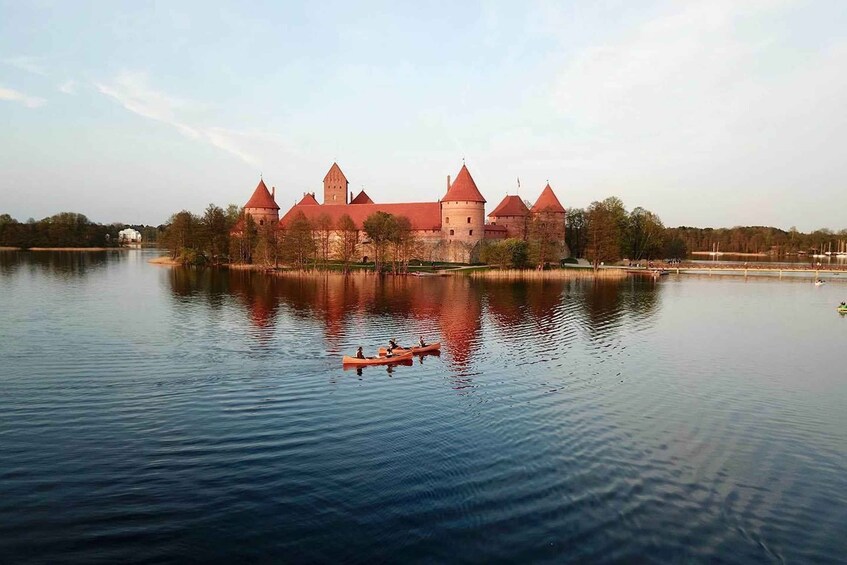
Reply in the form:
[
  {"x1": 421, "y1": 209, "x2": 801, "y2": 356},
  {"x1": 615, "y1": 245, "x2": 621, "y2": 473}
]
[
  {"x1": 0, "y1": 213, "x2": 161, "y2": 249},
  {"x1": 564, "y1": 198, "x2": 847, "y2": 262}
]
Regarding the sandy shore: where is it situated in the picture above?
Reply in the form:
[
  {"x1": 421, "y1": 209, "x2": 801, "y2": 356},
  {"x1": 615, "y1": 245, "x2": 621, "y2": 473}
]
[{"x1": 148, "y1": 255, "x2": 181, "y2": 265}]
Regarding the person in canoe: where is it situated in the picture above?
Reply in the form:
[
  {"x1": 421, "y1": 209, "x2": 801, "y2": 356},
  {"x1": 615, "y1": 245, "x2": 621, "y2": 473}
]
[
  {"x1": 356, "y1": 346, "x2": 365, "y2": 359},
  {"x1": 418, "y1": 336, "x2": 427, "y2": 347}
]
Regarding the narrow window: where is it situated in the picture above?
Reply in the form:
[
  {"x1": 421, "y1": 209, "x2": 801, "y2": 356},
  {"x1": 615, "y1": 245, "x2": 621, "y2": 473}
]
[
  {"x1": 446, "y1": 217, "x2": 449, "y2": 224},
  {"x1": 449, "y1": 229, "x2": 454, "y2": 236},
  {"x1": 469, "y1": 229, "x2": 473, "y2": 235},
  {"x1": 467, "y1": 217, "x2": 471, "y2": 223},
  {"x1": 260, "y1": 219, "x2": 265, "y2": 226}
]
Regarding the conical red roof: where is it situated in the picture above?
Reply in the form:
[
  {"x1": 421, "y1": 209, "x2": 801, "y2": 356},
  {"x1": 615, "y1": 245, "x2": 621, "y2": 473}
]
[
  {"x1": 531, "y1": 184, "x2": 565, "y2": 213},
  {"x1": 489, "y1": 195, "x2": 529, "y2": 217},
  {"x1": 350, "y1": 190, "x2": 373, "y2": 204},
  {"x1": 323, "y1": 162, "x2": 347, "y2": 182},
  {"x1": 296, "y1": 193, "x2": 320, "y2": 206},
  {"x1": 442, "y1": 164, "x2": 486, "y2": 203},
  {"x1": 244, "y1": 179, "x2": 279, "y2": 210}
]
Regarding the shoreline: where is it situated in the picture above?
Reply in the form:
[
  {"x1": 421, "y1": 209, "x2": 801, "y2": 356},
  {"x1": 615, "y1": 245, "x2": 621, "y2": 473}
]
[{"x1": 148, "y1": 255, "x2": 181, "y2": 265}]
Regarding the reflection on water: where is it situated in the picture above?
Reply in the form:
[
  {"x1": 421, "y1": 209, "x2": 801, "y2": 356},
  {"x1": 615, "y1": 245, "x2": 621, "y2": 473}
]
[
  {"x1": 2, "y1": 250, "x2": 847, "y2": 564},
  {"x1": 0, "y1": 249, "x2": 125, "y2": 277},
  {"x1": 165, "y1": 269, "x2": 659, "y2": 376}
]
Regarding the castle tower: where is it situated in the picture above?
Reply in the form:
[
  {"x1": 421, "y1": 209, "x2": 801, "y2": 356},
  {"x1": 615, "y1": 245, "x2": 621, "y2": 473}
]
[
  {"x1": 323, "y1": 162, "x2": 348, "y2": 205},
  {"x1": 244, "y1": 178, "x2": 280, "y2": 226},
  {"x1": 488, "y1": 195, "x2": 530, "y2": 239},
  {"x1": 441, "y1": 164, "x2": 486, "y2": 262},
  {"x1": 530, "y1": 183, "x2": 569, "y2": 259}
]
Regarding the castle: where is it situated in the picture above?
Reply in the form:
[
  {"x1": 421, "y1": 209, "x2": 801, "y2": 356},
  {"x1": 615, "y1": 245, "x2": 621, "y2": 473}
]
[{"x1": 237, "y1": 162, "x2": 569, "y2": 263}]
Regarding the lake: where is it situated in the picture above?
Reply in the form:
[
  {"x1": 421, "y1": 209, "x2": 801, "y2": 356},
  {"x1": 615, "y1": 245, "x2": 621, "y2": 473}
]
[{"x1": 1, "y1": 249, "x2": 846, "y2": 563}]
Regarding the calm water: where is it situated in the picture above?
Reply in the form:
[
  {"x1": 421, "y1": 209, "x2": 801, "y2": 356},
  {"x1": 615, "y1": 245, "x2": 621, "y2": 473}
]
[{"x1": 1, "y1": 250, "x2": 846, "y2": 564}]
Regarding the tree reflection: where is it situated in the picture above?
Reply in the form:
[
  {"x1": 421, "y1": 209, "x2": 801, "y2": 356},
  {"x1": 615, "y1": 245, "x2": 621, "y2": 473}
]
[
  {"x1": 0, "y1": 250, "x2": 121, "y2": 278},
  {"x1": 163, "y1": 268, "x2": 662, "y2": 376}
]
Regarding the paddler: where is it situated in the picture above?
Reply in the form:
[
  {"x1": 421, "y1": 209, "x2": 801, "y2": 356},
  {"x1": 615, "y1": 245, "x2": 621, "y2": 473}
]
[{"x1": 356, "y1": 346, "x2": 365, "y2": 359}]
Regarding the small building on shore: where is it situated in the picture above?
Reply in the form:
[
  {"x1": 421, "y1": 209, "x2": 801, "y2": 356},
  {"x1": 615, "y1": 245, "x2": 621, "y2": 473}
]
[{"x1": 118, "y1": 228, "x2": 142, "y2": 243}]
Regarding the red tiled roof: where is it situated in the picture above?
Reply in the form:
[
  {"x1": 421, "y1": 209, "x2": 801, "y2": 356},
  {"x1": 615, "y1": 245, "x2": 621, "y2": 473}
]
[
  {"x1": 244, "y1": 179, "x2": 279, "y2": 210},
  {"x1": 297, "y1": 193, "x2": 320, "y2": 206},
  {"x1": 350, "y1": 190, "x2": 374, "y2": 204},
  {"x1": 442, "y1": 164, "x2": 486, "y2": 203},
  {"x1": 489, "y1": 195, "x2": 529, "y2": 218},
  {"x1": 280, "y1": 202, "x2": 442, "y2": 231},
  {"x1": 323, "y1": 162, "x2": 347, "y2": 182},
  {"x1": 485, "y1": 224, "x2": 507, "y2": 232},
  {"x1": 531, "y1": 184, "x2": 566, "y2": 214}
]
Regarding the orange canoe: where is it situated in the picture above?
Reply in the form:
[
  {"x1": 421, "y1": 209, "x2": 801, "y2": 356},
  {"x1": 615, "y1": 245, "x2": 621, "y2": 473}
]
[
  {"x1": 342, "y1": 351, "x2": 414, "y2": 366},
  {"x1": 377, "y1": 342, "x2": 441, "y2": 357}
]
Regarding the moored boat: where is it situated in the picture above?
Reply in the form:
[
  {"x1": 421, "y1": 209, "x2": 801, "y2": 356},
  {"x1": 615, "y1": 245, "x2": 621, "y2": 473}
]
[
  {"x1": 378, "y1": 342, "x2": 442, "y2": 357},
  {"x1": 342, "y1": 351, "x2": 414, "y2": 366},
  {"x1": 838, "y1": 306, "x2": 847, "y2": 314}
]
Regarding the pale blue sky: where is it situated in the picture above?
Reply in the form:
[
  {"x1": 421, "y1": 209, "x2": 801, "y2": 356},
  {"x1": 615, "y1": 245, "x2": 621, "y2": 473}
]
[{"x1": 1, "y1": 0, "x2": 845, "y2": 230}]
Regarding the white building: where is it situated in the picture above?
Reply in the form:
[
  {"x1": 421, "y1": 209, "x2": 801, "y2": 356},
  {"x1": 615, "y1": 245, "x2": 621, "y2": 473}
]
[{"x1": 118, "y1": 228, "x2": 142, "y2": 243}]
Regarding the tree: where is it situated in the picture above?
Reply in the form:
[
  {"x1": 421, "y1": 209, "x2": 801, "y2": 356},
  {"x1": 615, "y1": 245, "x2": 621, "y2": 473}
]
[
  {"x1": 230, "y1": 213, "x2": 257, "y2": 264},
  {"x1": 479, "y1": 239, "x2": 529, "y2": 269},
  {"x1": 282, "y1": 211, "x2": 315, "y2": 269},
  {"x1": 161, "y1": 211, "x2": 201, "y2": 263},
  {"x1": 528, "y1": 213, "x2": 563, "y2": 267},
  {"x1": 627, "y1": 207, "x2": 665, "y2": 260},
  {"x1": 363, "y1": 211, "x2": 396, "y2": 272},
  {"x1": 202, "y1": 204, "x2": 230, "y2": 264},
  {"x1": 585, "y1": 198, "x2": 627, "y2": 270},
  {"x1": 314, "y1": 213, "x2": 334, "y2": 264},
  {"x1": 565, "y1": 208, "x2": 587, "y2": 258},
  {"x1": 337, "y1": 214, "x2": 359, "y2": 273},
  {"x1": 389, "y1": 215, "x2": 416, "y2": 273}
]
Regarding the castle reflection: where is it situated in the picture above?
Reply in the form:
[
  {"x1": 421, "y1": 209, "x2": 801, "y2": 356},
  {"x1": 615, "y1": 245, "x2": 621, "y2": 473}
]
[{"x1": 165, "y1": 269, "x2": 662, "y2": 375}]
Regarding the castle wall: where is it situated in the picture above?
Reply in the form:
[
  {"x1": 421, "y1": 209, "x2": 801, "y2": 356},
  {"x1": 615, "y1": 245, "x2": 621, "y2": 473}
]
[
  {"x1": 488, "y1": 215, "x2": 528, "y2": 239},
  {"x1": 245, "y1": 207, "x2": 279, "y2": 227}
]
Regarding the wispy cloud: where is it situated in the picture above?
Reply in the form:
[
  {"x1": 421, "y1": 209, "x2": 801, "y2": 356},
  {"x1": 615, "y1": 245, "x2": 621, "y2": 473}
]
[
  {"x1": 548, "y1": 1, "x2": 847, "y2": 187},
  {"x1": 0, "y1": 85, "x2": 46, "y2": 108},
  {"x1": 58, "y1": 80, "x2": 78, "y2": 95},
  {"x1": 3, "y1": 55, "x2": 47, "y2": 76},
  {"x1": 96, "y1": 71, "x2": 265, "y2": 167}
]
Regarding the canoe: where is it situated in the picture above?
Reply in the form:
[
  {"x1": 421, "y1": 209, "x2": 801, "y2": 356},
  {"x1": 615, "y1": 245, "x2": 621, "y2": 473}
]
[
  {"x1": 378, "y1": 342, "x2": 441, "y2": 357},
  {"x1": 342, "y1": 351, "x2": 414, "y2": 366},
  {"x1": 838, "y1": 307, "x2": 847, "y2": 314}
]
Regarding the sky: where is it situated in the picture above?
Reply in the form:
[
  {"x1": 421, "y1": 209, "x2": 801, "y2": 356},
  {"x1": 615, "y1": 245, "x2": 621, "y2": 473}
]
[{"x1": 1, "y1": 0, "x2": 845, "y2": 231}]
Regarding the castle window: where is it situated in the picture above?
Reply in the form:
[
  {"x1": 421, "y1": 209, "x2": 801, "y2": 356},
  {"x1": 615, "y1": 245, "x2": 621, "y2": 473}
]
[
  {"x1": 446, "y1": 217, "x2": 449, "y2": 224},
  {"x1": 467, "y1": 217, "x2": 471, "y2": 223},
  {"x1": 449, "y1": 229, "x2": 454, "y2": 236},
  {"x1": 260, "y1": 219, "x2": 265, "y2": 226},
  {"x1": 469, "y1": 229, "x2": 473, "y2": 235}
]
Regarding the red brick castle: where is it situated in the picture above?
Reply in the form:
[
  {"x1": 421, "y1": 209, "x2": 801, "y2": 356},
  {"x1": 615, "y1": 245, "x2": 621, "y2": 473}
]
[{"x1": 237, "y1": 162, "x2": 569, "y2": 263}]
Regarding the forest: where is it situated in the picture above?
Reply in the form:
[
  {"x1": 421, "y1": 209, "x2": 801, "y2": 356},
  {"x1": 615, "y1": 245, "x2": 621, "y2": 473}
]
[{"x1": 0, "y1": 213, "x2": 161, "y2": 249}]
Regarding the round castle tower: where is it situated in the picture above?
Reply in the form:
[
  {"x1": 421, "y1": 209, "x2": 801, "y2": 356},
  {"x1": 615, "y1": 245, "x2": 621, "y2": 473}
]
[
  {"x1": 441, "y1": 164, "x2": 486, "y2": 263},
  {"x1": 244, "y1": 178, "x2": 280, "y2": 227}
]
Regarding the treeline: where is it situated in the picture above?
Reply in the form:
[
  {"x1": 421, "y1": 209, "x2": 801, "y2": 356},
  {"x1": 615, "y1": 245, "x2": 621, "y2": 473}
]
[
  {"x1": 161, "y1": 204, "x2": 422, "y2": 273},
  {"x1": 565, "y1": 197, "x2": 847, "y2": 266},
  {"x1": 566, "y1": 198, "x2": 674, "y2": 268},
  {"x1": 665, "y1": 225, "x2": 847, "y2": 255},
  {"x1": 0, "y1": 212, "x2": 162, "y2": 249}
]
